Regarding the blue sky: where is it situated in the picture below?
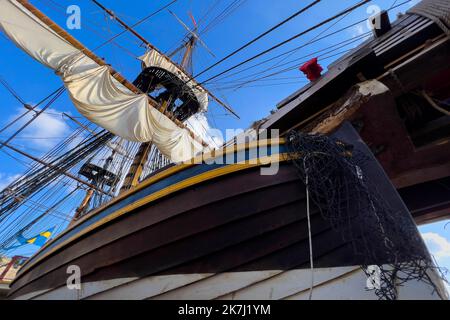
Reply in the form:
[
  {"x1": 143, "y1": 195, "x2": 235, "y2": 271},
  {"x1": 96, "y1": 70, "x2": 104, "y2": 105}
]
[{"x1": 0, "y1": 0, "x2": 448, "y2": 291}]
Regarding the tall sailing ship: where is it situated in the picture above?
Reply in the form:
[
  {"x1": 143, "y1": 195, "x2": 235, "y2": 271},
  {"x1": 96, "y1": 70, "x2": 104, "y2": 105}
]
[{"x1": 0, "y1": 0, "x2": 449, "y2": 300}]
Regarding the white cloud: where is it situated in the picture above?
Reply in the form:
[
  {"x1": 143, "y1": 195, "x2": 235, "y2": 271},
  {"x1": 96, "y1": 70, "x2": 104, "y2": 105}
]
[
  {"x1": 66, "y1": 132, "x2": 87, "y2": 152},
  {"x1": 0, "y1": 173, "x2": 21, "y2": 191},
  {"x1": 408, "y1": 0, "x2": 421, "y2": 7},
  {"x1": 421, "y1": 232, "x2": 450, "y2": 296},
  {"x1": 186, "y1": 113, "x2": 224, "y2": 149},
  {"x1": 349, "y1": 22, "x2": 368, "y2": 37},
  {"x1": 4, "y1": 107, "x2": 71, "y2": 150},
  {"x1": 421, "y1": 232, "x2": 450, "y2": 258}
]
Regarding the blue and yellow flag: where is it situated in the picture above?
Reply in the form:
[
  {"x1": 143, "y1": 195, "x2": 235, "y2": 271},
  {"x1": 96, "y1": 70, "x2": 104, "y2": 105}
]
[{"x1": 5, "y1": 227, "x2": 55, "y2": 250}]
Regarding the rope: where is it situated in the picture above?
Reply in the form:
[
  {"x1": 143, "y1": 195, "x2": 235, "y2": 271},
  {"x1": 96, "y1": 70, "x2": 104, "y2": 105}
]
[
  {"x1": 421, "y1": 90, "x2": 450, "y2": 116},
  {"x1": 198, "y1": 0, "x2": 413, "y2": 86},
  {"x1": 304, "y1": 161, "x2": 314, "y2": 300},
  {"x1": 91, "y1": 0, "x2": 179, "y2": 51},
  {"x1": 0, "y1": 87, "x2": 66, "y2": 152},
  {"x1": 193, "y1": 0, "x2": 322, "y2": 79},
  {"x1": 0, "y1": 76, "x2": 26, "y2": 105},
  {"x1": 198, "y1": 0, "x2": 372, "y2": 85}
]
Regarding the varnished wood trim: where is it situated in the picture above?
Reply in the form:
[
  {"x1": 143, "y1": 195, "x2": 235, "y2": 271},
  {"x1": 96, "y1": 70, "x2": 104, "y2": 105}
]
[
  {"x1": 25, "y1": 139, "x2": 286, "y2": 264},
  {"x1": 16, "y1": 153, "x2": 289, "y2": 280}
]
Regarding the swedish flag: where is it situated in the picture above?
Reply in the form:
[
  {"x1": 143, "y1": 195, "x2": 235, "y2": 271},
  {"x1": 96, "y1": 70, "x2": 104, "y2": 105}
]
[
  {"x1": 18, "y1": 227, "x2": 55, "y2": 247},
  {"x1": 5, "y1": 227, "x2": 55, "y2": 250}
]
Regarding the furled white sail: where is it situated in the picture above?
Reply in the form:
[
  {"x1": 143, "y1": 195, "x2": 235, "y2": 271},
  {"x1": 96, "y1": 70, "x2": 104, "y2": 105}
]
[
  {"x1": 139, "y1": 50, "x2": 209, "y2": 112},
  {"x1": 0, "y1": 0, "x2": 205, "y2": 162}
]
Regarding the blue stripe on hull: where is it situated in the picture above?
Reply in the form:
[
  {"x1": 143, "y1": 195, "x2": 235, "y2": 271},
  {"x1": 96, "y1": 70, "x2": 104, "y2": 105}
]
[{"x1": 30, "y1": 144, "x2": 286, "y2": 262}]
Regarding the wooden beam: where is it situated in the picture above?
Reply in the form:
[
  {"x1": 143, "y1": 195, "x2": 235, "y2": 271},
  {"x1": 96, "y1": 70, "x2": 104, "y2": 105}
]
[
  {"x1": 391, "y1": 163, "x2": 450, "y2": 189},
  {"x1": 398, "y1": 176, "x2": 450, "y2": 225},
  {"x1": 305, "y1": 80, "x2": 392, "y2": 135},
  {"x1": 378, "y1": 36, "x2": 450, "y2": 96}
]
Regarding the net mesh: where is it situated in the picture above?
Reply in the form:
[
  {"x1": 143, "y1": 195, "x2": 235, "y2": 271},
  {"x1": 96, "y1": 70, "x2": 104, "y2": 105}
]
[{"x1": 286, "y1": 130, "x2": 446, "y2": 300}]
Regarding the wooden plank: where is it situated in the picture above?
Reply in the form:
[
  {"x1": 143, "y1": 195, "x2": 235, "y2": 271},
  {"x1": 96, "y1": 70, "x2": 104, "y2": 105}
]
[
  {"x1": 9, "y1": 166, "x2": 310, "y2": 297},
  {"x1": 10, "y1": 165, "x2": 301, "y2": 292},
  {"x1": 374, "y1": 18, "x2": 431, "y2": 55},
  {"x1": 307, "y1": 80, "x2": 393, "y2": 134}
]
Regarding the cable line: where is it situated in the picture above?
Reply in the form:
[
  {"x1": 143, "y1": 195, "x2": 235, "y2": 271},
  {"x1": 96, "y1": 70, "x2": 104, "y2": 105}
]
[
  {"x1": 199, "y1": 0, "x2": 248, "y2": 35},
  {"x1": 193, "y1": 0, "x2": 322, "y2": 79},
  {"x1": 211, "y1": 31, "x2": 371, "y2": 88},
  {"x1": 202, "y1": 0, "x2": 413, "y2": 87},
  {"x1": 0, "y1": 76, "x2": 26, "y2": 105},
  {"x1": 0, "y1": 87, "x2": 65, "y2": 152},
  {"x1": 91, "y1": 0, "x2": 179, "y2": 51},
  {"x1": 199, "y1": 0, "x2": 372, "y2": 85},
  {"x1": 0, "y1": 86, "x2": 65, "y2": 136}
]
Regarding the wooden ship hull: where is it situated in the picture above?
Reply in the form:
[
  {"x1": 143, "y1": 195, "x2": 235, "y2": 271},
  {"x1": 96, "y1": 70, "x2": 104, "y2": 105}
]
[
  {"x1": 7, "y1": 124, "x2": 447, "y2": 300},
  {"x1": 1, "y1": 0, "x2": 449, "y2": 301}
]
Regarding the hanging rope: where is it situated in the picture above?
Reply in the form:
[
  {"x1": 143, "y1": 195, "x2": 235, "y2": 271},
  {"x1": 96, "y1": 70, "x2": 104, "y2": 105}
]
[{"x1": 304, "y1": 161, "x2": 314, "y2": 300}]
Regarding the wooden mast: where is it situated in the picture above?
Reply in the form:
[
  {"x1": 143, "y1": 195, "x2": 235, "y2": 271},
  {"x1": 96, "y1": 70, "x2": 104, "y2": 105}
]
[
  {"x1": 71, "y1": 189, "x2": 94, "y2": 224},
  {"x1": 120, "y1": 35, "x2": 199, "y2": 193},
  {"x1": 12, "y1": 0, "x2": 214, "y2": 201},
  {"x1": 119, "y1": 143, "x2": 153, "y2": 192},
  {"x1": 90, "y1": 0, "x2": 239, "y2": 119}
]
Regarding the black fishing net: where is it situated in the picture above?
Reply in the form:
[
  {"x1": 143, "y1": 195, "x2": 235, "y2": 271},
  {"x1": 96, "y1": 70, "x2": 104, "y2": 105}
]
[{"x1": 286, "y1": 130, "x2": 446, "y2": 300}]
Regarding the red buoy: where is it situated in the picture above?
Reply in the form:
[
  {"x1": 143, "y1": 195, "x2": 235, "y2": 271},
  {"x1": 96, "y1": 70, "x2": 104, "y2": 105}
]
[{"x1": 299, "y1": 57, "x2": 323, "y2": 81}]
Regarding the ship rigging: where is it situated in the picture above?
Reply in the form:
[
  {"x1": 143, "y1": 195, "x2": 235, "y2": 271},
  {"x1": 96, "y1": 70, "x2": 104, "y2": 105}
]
[
  {"x1": 0, "y1": 0, "x2": 243, "y2": 255},
  {"x1": 0, "y1": 0, "x2": 448, "y2": 300}
]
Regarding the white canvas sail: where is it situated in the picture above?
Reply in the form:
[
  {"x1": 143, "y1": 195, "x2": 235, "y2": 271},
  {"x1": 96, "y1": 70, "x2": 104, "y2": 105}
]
[
  {"x1": 139, "y1": 50, "x2": 209, "y2": 112},
  {"x1": 0, "y1": 0, "x2": 205, "y2": 162}
]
